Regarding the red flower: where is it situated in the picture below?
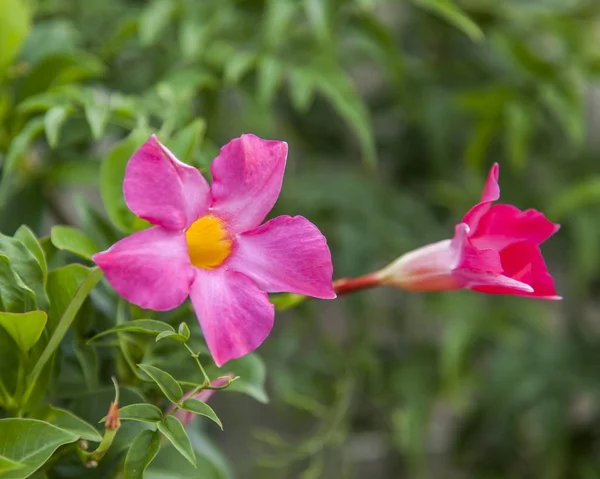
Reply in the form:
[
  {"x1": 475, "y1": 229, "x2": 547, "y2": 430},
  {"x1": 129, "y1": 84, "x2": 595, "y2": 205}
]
[{"x1": 378, "y1": 164, "x2": 561, "y2": 299}]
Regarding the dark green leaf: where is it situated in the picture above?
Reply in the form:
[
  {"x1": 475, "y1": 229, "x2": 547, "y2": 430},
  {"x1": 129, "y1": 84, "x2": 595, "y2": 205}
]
[
  {"x1": 46, "y1": 264, "x2": 93, "y2": 331},
  {"x1": 138, "y1": 364, "x2": 183, "y2": 403},
  {"x1": 157, "y1": 416, "x2": 196, "y2": 467},
  {"x1": 411, "y1": 0, "x2": 483, "y2": 42},
  {"x1": 180, "y1": 398, "x2": 222, "y2": 430},
  {"x1": 0, "y1": 255, "x2": 36, "y2": 313},
  {"x1": 124, "y1": 430, "x2": 161, "y2": 479},
  {"x1": 14, "y1": 226, "x2": 47, "y2": 282},
  {"x1": 207, "y1": 353, "x2": 268, "y2": 403}
]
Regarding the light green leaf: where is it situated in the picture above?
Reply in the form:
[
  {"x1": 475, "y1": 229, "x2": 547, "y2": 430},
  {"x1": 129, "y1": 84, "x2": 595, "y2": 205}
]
[
  {"x1": 0, "y1": 418, "x2": 79, "y2": 479},
  {"x1": 139, "y1": 0, "x2": 176, "y2": 46},
  {"x1": 100, "y1": 129, "x2": 150, "y2": 233},
  {"x1": 167, "y1": 119, "x2": 206, "y2": 165},
  {"x1": 0, "y1": 255, "x2": 36, "y2": 313},
  {"x1": 257, "y1": 56, "x2": 282, "y2": 107},
  {"x1": 0, "y1": 234, "x2": 49, "y2": 311},
  {"x1": 504, "y1": 102, "x2": 531, "y2": 169},
  {"x1": 138, "y1": 364, "x2": 183, "y2": 404},
  {"x1": 0, "y1": 455, "x2": 23, "y2": 475},
  {"x1": 224, "y1": 52, "x2": 256, "y2": 85},
  {"x1": 117, "y1": 403, "x2": 164, "y2": 423},
  {"x1": 84, "y1": 98, "x2": 109, "y2": 140},
  {"x1": 0, "y1": 311, "x2": 46, "y2": 352},
  {"x1": 34, "y1": 404, "x2": 103, "y2": 442},
  {"x1": 50, "y1": 225, "x2": 98, "y2": 260},
  {"x1": 271, "y1": 293, "x2": 306, "y2": 311},
  {"x1": 88, "y1": 319, "x2": 175, "y2": 343},
  {"x1": 14, "y1": 226, "x2": 47, "y2": 282},
  {"x1": 263, "y1": 0, "x2": 297, "y2": 49},
  {"x1": 44, "y1": 105, "x2": 70, "y2": 148},
  {"x1": 124, "y1": 430, "x2": 162, "y2": 479},
  {"x1": 155, "y1": 330, "x2": 188, "y2": 344},
  {"x1": 0, "y1": 0, "x2": 31, "y2": 72},
  {"x1": 177, "y1": 322, "x2": 190, "y2": 340},
  {"x1": 288, "y1": 68, "x2": 315, "y2": 112},
  {"x1": 180, "y1": 398, "x2": 222, "y2": 430},
  {"x1": 411, "y1": 0, "x2": 483, "y2": 42},
  {"x1": 157, "y1": 416, "x2": 196, "y2": 467}
]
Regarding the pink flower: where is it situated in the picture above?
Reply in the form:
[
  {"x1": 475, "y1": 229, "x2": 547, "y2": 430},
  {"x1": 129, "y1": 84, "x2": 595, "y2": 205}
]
[
  {"x1": 170, "y1": 375, "x2": 232, "y2": 427},
  {"x1": 93, "y1": 134, "x2": 335, "y2": 366},
  {"x1": 378, "y1": 163, "x2": 560, "y2": 299}
]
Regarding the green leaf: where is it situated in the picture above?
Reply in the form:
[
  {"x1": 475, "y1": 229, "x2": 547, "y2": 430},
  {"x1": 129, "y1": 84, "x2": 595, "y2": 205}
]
[
  {"x1": 207, "y1": 353, "x2": 268, "y2": 403},
  {"x1": 84, "y1": 98, "x2": 109, "y2": 140},
  {"x1": 117, "y1": 403, "x2": 164, "y2": 423},
  {"x1": 46, "y1": 264, "x2": 93, "y2": 331},
  {"x1": 139, "y1": 0, "x2": 176, "y2": 46},
  {"x1": 0, "y1": 456, "x2": 23, "y2": 475},
  {"x1": 0, "y1": 0, "x2": 31, "y2": 72},
  {"x1": 0, "y1": 255, "x2": 36, "y2": 313},
  {"x1": 177, "y1": 322, "x2": 190, "y2": 340},
  {"x1": 88, "y1": 319, "x2": 175, "y2": 342},
  {"x1": 180, "y1": 398, "x2": 222, "y2": 430},
  {"x1": 155, "y1": 330, "x2": 188, "y2": 343},
  {"x1": 0, "y1": 234, "x2": 49, "y2": 311},
  {"x1": 26, "y1": 268, "x2": 103, "y2": 400},
  {"x1": 34, "y1": 405, "x2": 103, "y2": 442},
  {"x1": 44, "y1": 105, "x2": 70, "y2": 148},
  {"x1": 50, "y1": 225, "x2": 98, "y2": 260},
  {"x1": 504, "y1": 102, "x2": 531, "y2": 169},
  {"x1": 138, "y1": 364, "x2": 183, "y2": 403},
  {"x1": 167, "y1": 119, "x2": 206, "y2": 165},
  {"x1": 224, "y1": 52, "x2": 256, "y2": 85},
  {"x1": 270, "y1": 293, "x2": 306, "y2": 311},
  {"x1": 100, "y1": 129, "x2": 150, "y2": 233},
  {"x1": 157, "y1": 416, "x2": 196, "y2": 467},
  {"x1": 411, "y1": 0, "x2": 483, "y2": 42},
  {"x1": 124, "y1": 430, "x2": 162, "y2": 479},
  {"x1": 0, "y1": 311, "x2": 46, "y2": 352},
  {"x1": 14, "y1": 226, "x2": 47, "y2": 282},
  {"x1": 257, "y1": 56, "x2": 282, "y2": 106},
  {"x1": 0, "y1": 117, "x2": 45, "y2": 206},
  {"x1": 302, "y1": 62, "x2": 377, "y2": 167},
  {"x1": 0, "y1": 418, "x2": 79, "y2": 479}
]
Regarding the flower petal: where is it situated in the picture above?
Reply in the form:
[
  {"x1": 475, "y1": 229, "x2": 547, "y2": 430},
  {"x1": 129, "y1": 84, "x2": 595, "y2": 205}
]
[
  {"x1": 452, "y1": 223, "x2": 534, "y2": 294},
  {"x1": 92, "y1": 227, "x2": 194, "y2": 310},
  {"x1": 209, "y1": 134, "x2": 288, "y2": 233},
  {"x1": 228, "y1": 215, "x2": 335, "y2": 299},
  {"x1": 470, "y1": 204, "x2": 560, "y2": 251},
  {"x1": 462, "y1": 163, "x2": 501, "y2": 230},
  {"x1": 189, "y1": 268, "x2": 274, "y2": 367},
  {"x1": 472, "y1": 242, "x2": 560, "y2": 299},
  {"x1": 124, "y1": 135, "x2": 210, "y2": 230}
]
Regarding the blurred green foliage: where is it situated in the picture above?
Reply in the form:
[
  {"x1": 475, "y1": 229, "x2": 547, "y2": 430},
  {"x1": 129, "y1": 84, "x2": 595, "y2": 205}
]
[{"x1": 2, "y1": 0, "x2": 600, "y2": 477}]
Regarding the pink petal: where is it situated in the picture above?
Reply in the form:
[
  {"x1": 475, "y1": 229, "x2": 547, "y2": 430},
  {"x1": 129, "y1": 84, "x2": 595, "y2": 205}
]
[
  {"x1": 472, "y1": 242, "x2": 560, "y2": 299},
  {"x1": 209, "y1": 134, "x2": 288, "y2": 233},
  {"x1": 228, "y1": 215, "x2": 335, "y2": 299},
  {"x1": 470, "y1": 204, "x2": 560, "y2": 251},
  {"x1": 462, "y1": 163, "x2": 501, "y2": 231},
  {"x1": 189, "y1": 268, "x2": 275, "y2": 367},
  {"x1": 124, "y1": 135, "x2": 210, "y2": 230},
  {"x1": 451, "y1": 223, "x2": 534, "y2": 294},
  {"x1": 92, "y1": 227, "x2": 194, "y2": 310}
]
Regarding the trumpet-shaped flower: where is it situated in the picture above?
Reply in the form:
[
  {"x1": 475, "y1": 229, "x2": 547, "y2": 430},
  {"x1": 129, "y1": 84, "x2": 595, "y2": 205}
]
[
  {"x1": 378, "y1": 163, "x2": 560, "y2": 299},
  {"x1": 93, "y1": 134, "x2": 335, "y2": 366}
]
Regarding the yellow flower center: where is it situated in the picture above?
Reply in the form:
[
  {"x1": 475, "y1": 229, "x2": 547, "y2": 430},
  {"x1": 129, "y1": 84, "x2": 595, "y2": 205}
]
[{"x1": 185, "y1": 215, "x2": 232, "y2": 269}]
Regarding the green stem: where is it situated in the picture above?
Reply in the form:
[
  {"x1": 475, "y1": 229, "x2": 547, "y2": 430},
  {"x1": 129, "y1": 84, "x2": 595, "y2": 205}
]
[{"x1": 183, "y1": 342, "x2": 210, "y2": 386}]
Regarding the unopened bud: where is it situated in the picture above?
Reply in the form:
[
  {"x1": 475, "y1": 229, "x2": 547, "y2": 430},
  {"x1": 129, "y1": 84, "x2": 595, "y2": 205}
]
[{"x1": 105, "y1": 401, "x2": 120, "y2": 431}]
